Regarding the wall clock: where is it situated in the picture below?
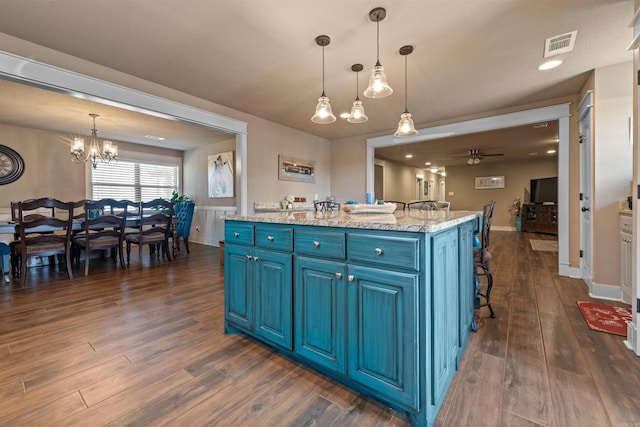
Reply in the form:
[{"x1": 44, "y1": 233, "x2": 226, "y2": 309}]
[{"x1": 0, "y1": 145, "x2": 25, "y2": 185}]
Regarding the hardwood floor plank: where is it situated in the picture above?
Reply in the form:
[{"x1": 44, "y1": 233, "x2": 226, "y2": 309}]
[
  {"x1": 548, "y1": 367, "x2": 612, "y2": 427},
  {"x1": 502, "y1": 353, "x2": 553, "y2": 425},
  {"x1": 500, "y1": 410, "x2": 548, "y2": 427},
  {"x1": 539, "y1": 312, "x2": 590, "y2": 375}
]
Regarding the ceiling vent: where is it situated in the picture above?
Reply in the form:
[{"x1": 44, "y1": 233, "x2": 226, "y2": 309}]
[{"x1": 544, "y1": 31, "x2": 577, "y2": 57}]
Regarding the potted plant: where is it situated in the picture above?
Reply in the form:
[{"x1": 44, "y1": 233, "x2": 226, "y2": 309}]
[{"x1": 509, "y1": 197, "x2": 522, "y2": 232}]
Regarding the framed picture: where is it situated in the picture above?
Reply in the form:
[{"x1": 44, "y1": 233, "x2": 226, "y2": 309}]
[
  {"x1": 208, "y1": 151, "x2": 234, "y2": 198},
  {"x1": 278, "y1": 155, "x2": 315, "y2": 183},
  {"x1": 475, "y1": 176, "x2": 505, "y2": 189}
]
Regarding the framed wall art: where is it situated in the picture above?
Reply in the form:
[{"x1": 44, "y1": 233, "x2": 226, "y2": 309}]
[
  {"x1": 278, "y1": 155, "x2": 315, "y2": 183},
  {"x1": 475, "y1": 176, "x2": 505, "y2": 189},
  {"x1": 208, "y1": 151, "x2": 234, "y2": 198}
]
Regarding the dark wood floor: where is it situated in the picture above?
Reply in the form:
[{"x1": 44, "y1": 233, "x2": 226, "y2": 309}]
[{"x1": 1, "y1": 232, "x2": 638, "y2": 426}]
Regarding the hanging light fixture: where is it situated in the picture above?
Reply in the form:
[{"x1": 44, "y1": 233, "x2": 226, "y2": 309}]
[
  {"x1": 347, "y1": 64, "x2": 368, "y2": 123},
  {"x1": 311, "y1": 35, "x2": 336, "y2": 124},
  {"x1": 394, "y1": 45, "x2": 418, "y2": 137},
  {"x1": 363, "y1": 7, "x2": 393, "y2": 99},
  {"x1": 70, "y1": 113, "x2": 118, "y2": 169}
]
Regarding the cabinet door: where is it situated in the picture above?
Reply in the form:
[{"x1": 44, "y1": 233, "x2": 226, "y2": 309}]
[
  {"x1": 431, "y1": 228, "x2": 459, "y2": 407},
  {"x1": 254, "y1": 249, "x2": 293, "y2": 350},
  {"x1": 295, "y1": 256, "x2": 347, "y2": 374},
  {"x1": 458, "y1": 221, "x2": 474, "y2": 353},
  {"x1": 347, "y1": 265, "x2": 418, "y2": 409},
  {"x1": 224, "y1": 244, "x2": 254, "y2": 331}
]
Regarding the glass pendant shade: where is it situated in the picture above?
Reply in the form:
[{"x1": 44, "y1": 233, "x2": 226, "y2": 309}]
[
  {"x1": 70, "y1": 113, "x2": 118, "y2": 169},
  {"x1": 311, "y1": 94, "x2": 336, "y2": 124},
  {"x1": 347, "y1": 99, "x2": 368, "y2": 123},
  {"x1": 395, "y1": 111, "x2": 418, "y2": 136},
  {"x1": 364, "y1": 63, "x2": 393, "y2": 98}
]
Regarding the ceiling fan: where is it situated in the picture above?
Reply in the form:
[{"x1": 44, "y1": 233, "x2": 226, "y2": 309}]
[{"x1": 465, "y1": 148, "x2": 504, "y2": 164}]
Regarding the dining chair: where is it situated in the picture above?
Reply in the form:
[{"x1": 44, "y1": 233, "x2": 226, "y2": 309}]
[
  {"x1": 406, "y1": 200, "x2": 428, "y2": 210},
  {"x1": 384, "y1": 200, "x2": 406, "y2": 210},
  {"x1": 173, "y1": 200, "x2": 195, "y2": 253},
  {"x1": 125, "y1": 199, "x2": 174, "y2": 263},
  {"x1": 74, "y1": 199, "x2": 128, "y2": 276},
  {"x1": 10, "y1": 198, "x2": 59, "y2": 277},
  {"x1": 314, "y1": 200, "x2": 341, "y2": 211},
  {"x1": 474, "y1": 200, "x2": 496, "y2": 319},
  {"x1": 14, "y1": 198, "x2": 75, "y2": 284}
]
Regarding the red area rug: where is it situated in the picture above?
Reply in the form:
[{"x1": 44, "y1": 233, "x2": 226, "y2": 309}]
[{"x1": 577, "y1": 301, "x2": 632, "y2": 336}]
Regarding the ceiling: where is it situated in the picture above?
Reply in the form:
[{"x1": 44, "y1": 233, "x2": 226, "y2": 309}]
[{"x1": 0, "y1": 0, "x2": 633, "y2": 166}]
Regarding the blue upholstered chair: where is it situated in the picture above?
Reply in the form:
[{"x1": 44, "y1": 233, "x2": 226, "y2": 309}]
[
  {"x1": 174, "y1": 201, "x2": 195, "y2": 254},
  {"x1": 0, "y1": 242, "x2": 10, "y2": 283}
]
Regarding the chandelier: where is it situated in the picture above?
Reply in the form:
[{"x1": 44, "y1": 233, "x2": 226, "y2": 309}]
[{"x1": 70, "y1": 113, "x2": 118, "y2": 169}]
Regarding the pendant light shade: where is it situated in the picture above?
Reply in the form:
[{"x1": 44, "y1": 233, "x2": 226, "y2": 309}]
[
  {"x1": 348, "y1": 64, "x2": 368, "y2": 123},
  {"x1": 311, "y1": 35, "x2": 336, "y2": 124},
  {"x1": 364, "y1": 7, "x2": 393, "y2": 99},
  {"x1": 395, "y1": 45, "x2": 418, "y2": 137}
]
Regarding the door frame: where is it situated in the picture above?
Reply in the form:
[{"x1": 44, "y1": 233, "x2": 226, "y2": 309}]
[
  {"x1": 365, "y1": 103, "x2": 575, "y2": 277},
  {"x1": 577, "y1": 91, "x2": 594, "y2": 291}
]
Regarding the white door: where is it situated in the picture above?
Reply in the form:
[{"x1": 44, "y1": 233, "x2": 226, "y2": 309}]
[
  {"x1": 578, "y1": 92, "x2": 593, "y2": 289},
  {"x1": 416, "y1": 175, "x2": 424, "y2": 200}
]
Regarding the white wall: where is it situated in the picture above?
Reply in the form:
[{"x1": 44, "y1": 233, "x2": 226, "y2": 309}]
[{"x1": 593, "y1": 61, "x2": 634, "y2": 287}]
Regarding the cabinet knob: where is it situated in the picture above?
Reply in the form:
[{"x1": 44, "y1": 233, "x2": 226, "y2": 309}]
[
  {"x1": 348, "y1": 275, "x2": 354, "y2": 282},
  {"x1": 267, "y1": 236, "x2": 274, "y2": 241},
  {"x1": 374, "y1": 248, "x2": 383, "y2": 255},
  {"x1": 253, "y1": 256, "x2": 259, "y2": 261},
  {"x1": 313, "y1": 241, "x2": 320, "y2": 247},
  {"x1": 233, "y1": 232, "x2": 240, "y2": 237},
  {"x1": 245, "y1": 254, "x2": 252, "y2": 260},
  {"x1": 335, "y1": 273, "x2": 342, "y2": 279}
]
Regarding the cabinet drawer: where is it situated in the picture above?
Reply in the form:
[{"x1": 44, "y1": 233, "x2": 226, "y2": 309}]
[
  {"x1": 295, "y1": 229, "x2": 346, "y2": 259},
  {"x1": 621, "y1": 214, "x2": 632, "y2": 233},
  {"x1": 224, "y1": 222, "x2": 254, "y2": 246},
  {"x1": 255, "y1": 225, "x2": 293, "y2": 251},
  {"x1": 348, "y1": 234, "x2": 420, "y2": 271}
]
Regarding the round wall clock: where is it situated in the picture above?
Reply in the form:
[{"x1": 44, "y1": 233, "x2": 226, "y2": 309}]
[{"x1": 0, "y1": 144, "x2": 25, "y2": 185}]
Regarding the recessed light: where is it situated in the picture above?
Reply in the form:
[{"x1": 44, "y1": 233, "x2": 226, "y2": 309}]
[
  {"x1": 532, "y1": 122, "x2": 548, "y2": 128},
  {"x1": 425, "y1": 162, "x2": 431, "y2": 166},
  {"x1": 339, "y1": 112, "x2": 350, "y2": 119},
  {"x1": 547, "y1": 149, "x2": 556, "y2": 154},
  {"x1": 405, "y1": 154, "x2": 413, "y2": 158},
  {"x1": 430, "y1": 167, "x2": 438, "y2": 173},
  {"x1": 145, "y1": 134, "x2": 166, "y2": 141},
  {"x1": 538, "y1": 59, "x2": 563, "y2": 71},
  {"x1": 528, "y1": 152, "x2": 538, "y2": 156}
]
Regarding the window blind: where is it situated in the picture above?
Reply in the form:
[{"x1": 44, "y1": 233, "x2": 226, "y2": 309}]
[{"x1": 91, "y1": 160, "x2": 178, "y2": 202}]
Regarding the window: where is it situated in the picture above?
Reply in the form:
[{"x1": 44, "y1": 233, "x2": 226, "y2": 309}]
[{"x1": 91, "y1": 160, "x2": 178, "y2": 201}]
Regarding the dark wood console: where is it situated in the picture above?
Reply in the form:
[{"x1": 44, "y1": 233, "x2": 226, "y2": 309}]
[{"x1": 522, "y1": 203, "x2": 558, "y2": 235}]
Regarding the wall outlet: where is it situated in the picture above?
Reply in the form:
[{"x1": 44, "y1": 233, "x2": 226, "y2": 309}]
[{"x1": 448, "y1": 192, "x2": 454, "y2": 196}]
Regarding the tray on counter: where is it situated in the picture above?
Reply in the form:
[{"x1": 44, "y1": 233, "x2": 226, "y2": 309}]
[{"x1": 342, "y1": 203, "x2": 397, "y2": 214}]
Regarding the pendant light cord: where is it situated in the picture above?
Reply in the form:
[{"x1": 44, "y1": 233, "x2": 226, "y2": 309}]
[
  {"x1": 376, "y1": 20, "x2": 381, "y2": 65},
  {"x1": 404, "y1": 54, "x2": 408, "y2": 113},
  {"x1": 321, "y1": 45, "x2": 326, "y2": 97}
]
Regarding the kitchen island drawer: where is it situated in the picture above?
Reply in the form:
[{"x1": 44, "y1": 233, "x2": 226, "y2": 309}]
[
  {"x1": 348, "y1": 234, "x2": 420, "y2": 271},
  {"x1": 224, "y1": 222, "x2": 254, "y2": 246},
  {"x1": 255, "y1": 225, "x2": 293, "y2": 251},
  {"x1": 295, "y1": 229, "x2": 346, "y2": 259}
]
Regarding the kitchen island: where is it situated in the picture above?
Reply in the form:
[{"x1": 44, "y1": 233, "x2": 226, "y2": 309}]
[{"x1": 223, "y1": 209, "x2": 481, "y2": 427}]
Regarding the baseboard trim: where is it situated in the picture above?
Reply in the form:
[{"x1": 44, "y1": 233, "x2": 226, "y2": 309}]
[{"x1": 589, "y1": 281, "x2": 623, "y2": 301}]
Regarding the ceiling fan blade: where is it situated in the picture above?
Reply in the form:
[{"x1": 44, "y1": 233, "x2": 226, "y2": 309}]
[{"x1": 480, "y1": 153, "x2": 504, "y2": 157}]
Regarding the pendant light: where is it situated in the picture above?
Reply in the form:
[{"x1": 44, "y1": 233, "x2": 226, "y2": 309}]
[
  {"x1": 311, "y1": 35, "x2": 336, "y2": 124},
  {"x1": 363, "y1": 7, "x2": 393, "y2": 99},
  {"x1": 394, "y1": 45, "x2": 418, "y2": 137},
  {"x1": 347, "y1": 64, "x2": 368, "y2": 123}
]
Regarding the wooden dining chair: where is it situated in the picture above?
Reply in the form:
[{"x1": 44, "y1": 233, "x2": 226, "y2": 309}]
[
  {"x1": 74, "y1": 199, "x2": 128, "y2": 276},
  {"x1": 125, "y1": 199, "x2": 174, "y2": 263},
  {"x1": 14, "y1": 198, "x2": 74, "y2": 284}
]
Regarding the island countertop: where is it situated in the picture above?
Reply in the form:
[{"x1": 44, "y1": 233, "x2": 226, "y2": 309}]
[{"x1": 224, "y1": 209, "x2": 481, "y2": 233}]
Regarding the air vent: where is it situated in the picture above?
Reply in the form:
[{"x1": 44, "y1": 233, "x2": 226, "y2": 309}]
[{"x1": 544, "y1": 31, "x2": 577, "y2": 57}]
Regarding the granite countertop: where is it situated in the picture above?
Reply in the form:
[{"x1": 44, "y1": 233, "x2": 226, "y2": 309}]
[{"x1": 225, "y1": 209, "x2": 481, "y2": 233}]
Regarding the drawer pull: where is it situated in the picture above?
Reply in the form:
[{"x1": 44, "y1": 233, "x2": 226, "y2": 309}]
[
  {"x1": 313, "y1": 241, "x2": 320, "y2": 248},
  {"x1": 374, "y1": 248, "x2": 383, "y2": 255},
  {"x1": 335, "y1": 272, "x2": 342, "y2": 279},
  {"x1": 233, "y1": 232, "x2": 240, "y2": 237},
  {"x1": 348, "y1": 275, "x2": 354, "y2": 282},
  {"x1": 267, "y1": 236, "x2": 274, "y2": 241}
]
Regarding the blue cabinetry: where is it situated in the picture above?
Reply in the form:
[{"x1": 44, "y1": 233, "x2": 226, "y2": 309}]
[
  {"x1": 224, "y1": 216, "x2": 477, "y2": 427},
  {"x1": 224, "y1": 224, "x2": 293, "y2": 350}
]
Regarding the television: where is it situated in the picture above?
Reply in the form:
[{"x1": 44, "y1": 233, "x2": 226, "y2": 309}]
[{"x1": 530, "y1": 177, "x2": 558, "y2": 204}]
